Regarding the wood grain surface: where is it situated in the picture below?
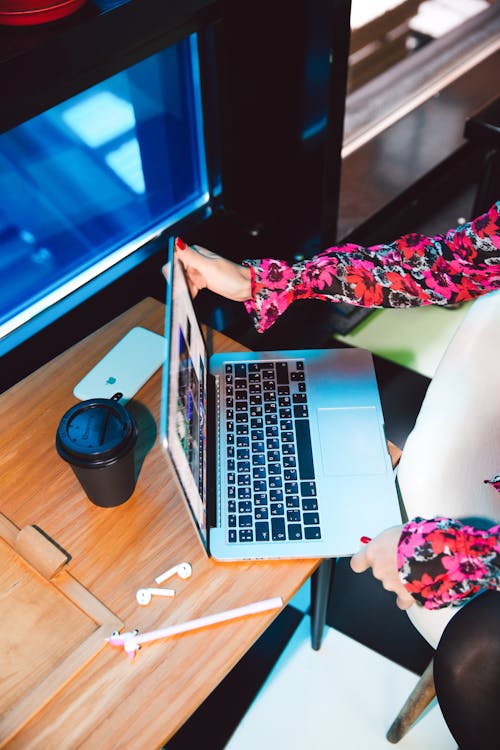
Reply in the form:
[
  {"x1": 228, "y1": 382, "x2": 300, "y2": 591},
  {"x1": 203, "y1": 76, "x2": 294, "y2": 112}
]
[{"x1": 0, "y1": 298, "x2": 319, "y2": 749}]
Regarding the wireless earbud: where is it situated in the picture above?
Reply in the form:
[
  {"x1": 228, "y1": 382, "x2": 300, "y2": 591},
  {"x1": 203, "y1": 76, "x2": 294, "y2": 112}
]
[
  {"x1": 155, "y1": 561, "x2": 192, "y2": 585},
  {"x1": 136, "y1": 587, "x2": 176, "y2": 606}
]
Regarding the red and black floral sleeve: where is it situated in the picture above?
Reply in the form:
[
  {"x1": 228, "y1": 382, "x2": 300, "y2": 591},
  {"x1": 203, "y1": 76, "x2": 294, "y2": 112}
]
[
  {"x1": 243, "y1": 201, "x2": 500, "y2": 333},
  {"x1": 397, "y1": 517, "x2": 500, "y2": 610}
]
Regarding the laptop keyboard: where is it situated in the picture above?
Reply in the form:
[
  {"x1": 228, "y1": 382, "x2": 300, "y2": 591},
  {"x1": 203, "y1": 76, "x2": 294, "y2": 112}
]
[{"x1": 222, "y1": 360, "x2": 321, "y2": 544}]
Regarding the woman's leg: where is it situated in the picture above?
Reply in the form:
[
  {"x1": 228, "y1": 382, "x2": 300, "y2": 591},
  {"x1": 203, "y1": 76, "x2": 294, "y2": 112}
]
[{"x1": 433, "y1": 591, "x2": 500, "y2": 750}]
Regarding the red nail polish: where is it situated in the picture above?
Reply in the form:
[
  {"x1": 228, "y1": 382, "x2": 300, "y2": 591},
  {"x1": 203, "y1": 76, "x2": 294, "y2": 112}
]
[
  {"x1": 360, "y1": 536, "x2": 372, "y2": 544},
  {"x1": 176, "y1": 238, "x2": 186, "y2": 250}
]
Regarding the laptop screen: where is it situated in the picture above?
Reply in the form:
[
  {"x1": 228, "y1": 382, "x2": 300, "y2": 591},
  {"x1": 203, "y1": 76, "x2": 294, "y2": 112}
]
[{"x1": 161, "y1": 244, "x2": 209, "y2": 549}]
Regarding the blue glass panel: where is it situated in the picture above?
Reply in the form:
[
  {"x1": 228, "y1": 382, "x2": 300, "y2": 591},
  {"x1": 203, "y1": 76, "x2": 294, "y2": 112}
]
[{"x1": 0, "y1": 35, "x2": 209, "y2": 343}]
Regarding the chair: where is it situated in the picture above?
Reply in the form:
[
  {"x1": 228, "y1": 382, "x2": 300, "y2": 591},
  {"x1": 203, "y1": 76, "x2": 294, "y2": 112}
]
[{"x1": 386, "y1": 287, "x2": 500, "y2": 741}]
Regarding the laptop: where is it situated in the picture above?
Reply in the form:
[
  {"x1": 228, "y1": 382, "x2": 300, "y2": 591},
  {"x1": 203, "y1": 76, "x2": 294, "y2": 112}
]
[{"x1": 160, "y1": 237, "x2": 401, "y2": 560}]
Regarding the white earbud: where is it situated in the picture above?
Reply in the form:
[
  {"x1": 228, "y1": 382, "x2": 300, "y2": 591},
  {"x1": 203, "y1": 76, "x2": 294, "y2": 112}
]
[
  {"x1": 136, "y1": 587, "x2": 176, "y2": 606},
  {"x1": 155, "y1": 561, "x2": 192, "y2": 585}
]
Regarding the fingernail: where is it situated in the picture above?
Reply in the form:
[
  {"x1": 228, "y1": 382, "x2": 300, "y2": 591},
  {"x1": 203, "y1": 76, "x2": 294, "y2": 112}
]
[
  {"x1": 360, "y1": 536, "x2": 372, "y2": 544},
  {"x1": 176, "y1": 237, "x2": 187, "y2": 250}
]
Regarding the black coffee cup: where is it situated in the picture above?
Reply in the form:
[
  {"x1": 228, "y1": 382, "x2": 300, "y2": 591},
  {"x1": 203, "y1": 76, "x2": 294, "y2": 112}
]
[{"x1": 56, "y1": 394, "x2": 138, "y2": 507}]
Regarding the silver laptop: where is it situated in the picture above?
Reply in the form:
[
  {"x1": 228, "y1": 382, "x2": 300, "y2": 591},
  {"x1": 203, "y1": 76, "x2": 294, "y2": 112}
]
[{"x1": 160, "y1": 237, "x2": 401, "y2": 560}]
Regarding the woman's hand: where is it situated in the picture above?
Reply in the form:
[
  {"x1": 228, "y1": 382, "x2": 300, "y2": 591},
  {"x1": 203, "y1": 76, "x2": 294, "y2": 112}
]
[
  {"x1": 350, "y1": 526, "x2": 415, "y2": 610},
  {"x1": 172, "y1": 237, "x2": 252, "y2": 302}
]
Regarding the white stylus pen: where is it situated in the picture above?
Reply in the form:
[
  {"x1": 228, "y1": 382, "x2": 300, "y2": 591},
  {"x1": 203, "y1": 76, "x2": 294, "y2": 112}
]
[{"x1": 107, "y1": 597, "x2": 284, "y2": 657}]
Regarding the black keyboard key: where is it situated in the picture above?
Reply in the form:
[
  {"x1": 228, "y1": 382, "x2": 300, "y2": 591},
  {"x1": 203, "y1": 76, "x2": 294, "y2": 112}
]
[
  {"x1": 251, "y1": 429, "x2": 264, "y2": 441},
  {"x1": 236, "y1": 424, "x2": 248, "y2": 435},
  {"x1": 286, "y1": 495, "x2": 300, "y2": 508},
  {"x1": 235, "y1": 363, "x2": 246, "y2": 377},
  {"x1": 264, "y1": 403, "x2": 277, "y2": 413},
  {"x1": 255, "y1": 507, "x2": 269, "y2": 520},
  {"x1": 237, "y1": 461, "x2": 250, "y2": 472},
  {"x1": 251, "y1": 417, "x2": 264, "y2": 428},
  {"x1": 253, "y1": 466, "x2": 266, "y2": 479},
  {"x1": 288, "y1": 524, "x2": 303, "y2": 540},
  {"x1": 302, "y1": 497, "x2": 318, "y2": 511},
  {"x1": 287, "y1": 509, "x2": 301, "y2": 522},
  {"x1": 285, "y1": 481, "x2": 299, "y2": 495},
  {"x1": 254, "y1": 480, "x2": 267, "y2": 493},
  {"x1": 255, "y1": 522, "x2": 270, "y2": 541},
  {"x1": 270, "y1": 502, "x2": 284, "y2": 515},
  {"x1": 239, "y1": 514, "x2": 253, "y2": 527},
  {"x1": 228, "y1": 529, "x2": 237, "y2": 543},
  {"x1": 278, "y1": 396, "x2": 291, "y2": 407},
  {"x1": 266, "y1": 438, "x2": 279, "y2": 450},
  {"x1": 300, "y1": 480, "x2": 317, "y2": 496},
  {"x1": 270, "y1": 489, "x2": 283, "y2": 502},
  {"x1": 228, "y1": 487, "x2": 235, "y2": 498},
  {"x1": 279, "y1": 408, "x2": 292, "y2": 419},
  {"x1": 265, "y1": 414, "x2": 278, "y2": 425},
  {"x1": 228, "y1": 514, "x2": 237, "y2": 527},
  {"x1": 254, "y1": 493, "x2": 268, "y2": 505},
  {"x1": 238, "y1": 501, "x2": 252, "y2": 513},
  {"x1": 236, "y1": 436, "x2": 249, "y2": 447},
  {"x1": 269, "y1": 476, "x2": 282, "y2": 488},
  {"x1": 267, "y1": 449, "x2": 280, "y2": 462},
  {"x1": 276, "y1": 362, "x2": 289, "y2": 384},
  {"x1": 238, "y1": 487, "x2": 251, "y2": 499},
  {"x1": 268, "y1": 462, "x2": 281, "y2": 475},
  {"x1": 252, "y1": 453, "x2": 266, "y2": 466},
  {"x1": 283, "y1": 455, "x2": 296, "y2": 468},
  {"x1": 282, "y1": 444, "x2": 295, "y2": 455},
  {"x1": 271, "y1": 517, "x2": 286, "y2": 540},
  {"x1": 236, "y1": 413, "x2": 248, "y2": 423},
  {"x1": 228, "y1": 500, "x2": 236, "y2": 513},
  {"x1": 296, "y1": 361, "x2": 304, "y2": 370},
  {"x1": 262, "y1": 369, "x2": 274, "y2": 379},
  {"x1": 235, "y1": 378, "x2": 246, "y2": 388},
  {"x1": 304, "y1": 527, "x2": 321, "y2": 540},
  {"x1": 227, "y1": 459, "x2": 235, "y2": 471},
  {"x1": 304, "y1": 512, "x2": 320, "y2": 525},
  {"x1": 293, "y1": 404, "x2": 308, "y2": 418},
  {"x1": 252, "y1": 441, "x2": 265, "y2": 453},
  {"x1": 237, "y1": 474, "x2": 250, "y2": 486},
  {"x1": 284, "y1": 469, "x2": 297, "y2": 481},
  {"x1": 239, "y1": 529, "x2": 253, "y2": 542},
  {"x1": 295, "y1": 420, "x2": 315, "y2": 480},
  {"x1": 292, "y1": 393, "x2": 307, "y2": 404}
]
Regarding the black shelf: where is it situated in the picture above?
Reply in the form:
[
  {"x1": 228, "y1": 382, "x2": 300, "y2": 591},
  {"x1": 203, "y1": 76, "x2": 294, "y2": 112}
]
[{"x1": 0, "y1": 0, "x2": 220, "y2": 133}]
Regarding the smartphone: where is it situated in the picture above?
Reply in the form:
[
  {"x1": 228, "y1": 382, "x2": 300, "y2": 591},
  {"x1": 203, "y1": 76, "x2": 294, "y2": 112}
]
[{"x1": 73, "y1": 327, "x2": 166, "y2": 403}]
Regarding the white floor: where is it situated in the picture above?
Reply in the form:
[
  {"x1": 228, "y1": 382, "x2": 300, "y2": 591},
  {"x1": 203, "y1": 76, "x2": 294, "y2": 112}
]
[{"x1": 225, "y1": 614, "x2": 456, "y2": 750}]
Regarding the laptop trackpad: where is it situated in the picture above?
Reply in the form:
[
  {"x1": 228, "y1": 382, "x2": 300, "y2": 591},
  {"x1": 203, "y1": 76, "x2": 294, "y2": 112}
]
[{"x1": 317, "y1": 407, "x2": 386, "y2": 476}]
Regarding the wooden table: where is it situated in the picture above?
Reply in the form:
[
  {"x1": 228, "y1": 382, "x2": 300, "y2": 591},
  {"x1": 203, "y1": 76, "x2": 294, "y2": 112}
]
[{"x1": 0, "y1": 298, "x2": 320, "y2": 750}]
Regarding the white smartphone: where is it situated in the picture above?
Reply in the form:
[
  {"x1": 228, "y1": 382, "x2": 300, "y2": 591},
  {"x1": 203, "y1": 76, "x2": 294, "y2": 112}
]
[{"x1": 74, "y1": 327, "x2": 166, "y2": 403}]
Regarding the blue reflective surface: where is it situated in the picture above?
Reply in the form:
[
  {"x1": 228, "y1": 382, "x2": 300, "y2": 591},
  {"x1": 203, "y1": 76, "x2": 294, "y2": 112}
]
[{"x1": 0, "y1": 35, "x2": 208, "y2": 338}]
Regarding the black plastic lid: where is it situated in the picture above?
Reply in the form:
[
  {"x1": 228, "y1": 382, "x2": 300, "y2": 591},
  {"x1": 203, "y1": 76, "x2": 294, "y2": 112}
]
[{"x1": 56, "y1": 397, "x2": 136, "y2": 466}]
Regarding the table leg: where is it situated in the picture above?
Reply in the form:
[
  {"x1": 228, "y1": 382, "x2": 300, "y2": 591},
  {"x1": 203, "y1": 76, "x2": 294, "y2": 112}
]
[{"x1": 310, "y1": 558, "x2": 336, "y2": 650}]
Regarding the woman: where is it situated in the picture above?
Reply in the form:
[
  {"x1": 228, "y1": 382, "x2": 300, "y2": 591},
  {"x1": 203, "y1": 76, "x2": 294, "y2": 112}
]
[{"x1": 175, "y1": 202, "x2": 500, "y2": 748}]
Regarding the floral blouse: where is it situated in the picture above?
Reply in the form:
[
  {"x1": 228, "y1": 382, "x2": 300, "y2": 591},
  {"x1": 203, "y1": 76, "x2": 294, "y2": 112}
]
[
  {"x1": 243, "y1": 201, "x2": 500, "y2": 609},
  {"x1": 398, "y1": 517, "x2": 500, "y2": 610},
  {"x1": 243, "y1": 200, "x2": 500, "y2": 333}
]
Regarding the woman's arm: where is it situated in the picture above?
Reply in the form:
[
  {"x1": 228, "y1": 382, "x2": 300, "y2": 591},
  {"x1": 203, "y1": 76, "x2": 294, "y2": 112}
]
[
  {"x1": 245, "y1": 201, "x2": 500, "y2": 331},
  {"x1": 351, "y1": 517, "x2": 500, "y2": 611},
  {"x1": 174, "y1": 202, "x2": 500, "y2": 331},
  {"x1": 397, "y1": 517, "x2": 500, "y2": 609}
]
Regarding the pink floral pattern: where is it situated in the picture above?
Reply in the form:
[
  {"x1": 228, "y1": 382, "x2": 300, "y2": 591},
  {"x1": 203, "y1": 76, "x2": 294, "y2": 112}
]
[
  {"x1": 397, "y1": 517, "x2": 500, "y2": 609},
  {"x1": 244, "y1": 201, "x2": 500, "y2": 332}
]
